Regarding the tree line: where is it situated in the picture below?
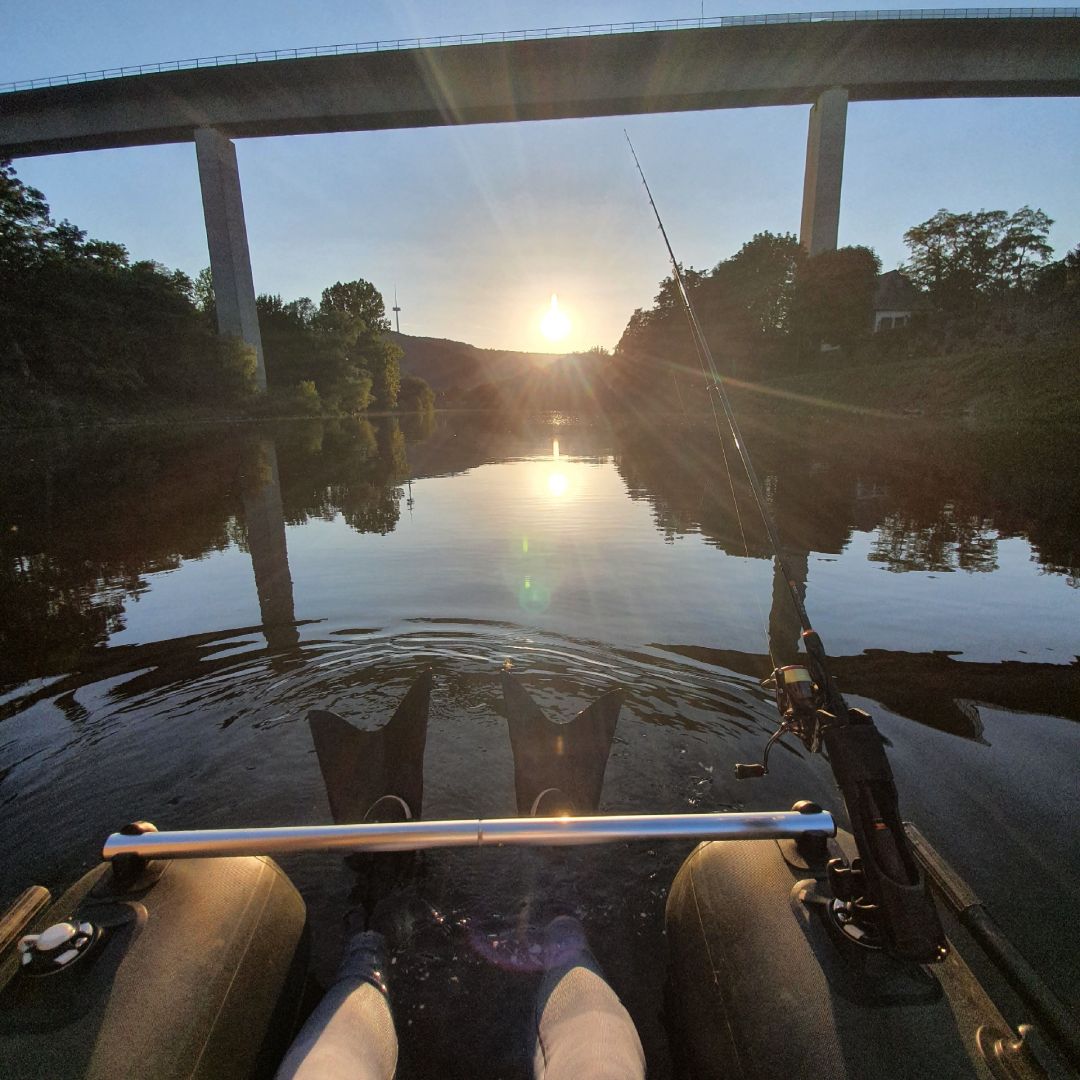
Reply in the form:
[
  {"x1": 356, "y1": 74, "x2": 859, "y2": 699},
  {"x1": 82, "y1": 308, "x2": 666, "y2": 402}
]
[
  {"x1": 0, "y1": 159, "x2": 432, "y2": 424},
  {"x1": 613, "y1": 206, "x2": 1078, "y2": 400}
]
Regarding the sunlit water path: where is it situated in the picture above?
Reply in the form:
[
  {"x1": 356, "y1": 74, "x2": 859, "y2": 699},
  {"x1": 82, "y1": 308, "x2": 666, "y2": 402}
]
[{"x1": 1, "y1": 412, "x2": 1077, "y2": 1077}]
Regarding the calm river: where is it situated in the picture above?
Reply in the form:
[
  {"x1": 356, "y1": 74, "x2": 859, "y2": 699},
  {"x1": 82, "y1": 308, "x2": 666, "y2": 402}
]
[{"x1": 1, "y1": 410, "x2": 1077, "y2": 1077}]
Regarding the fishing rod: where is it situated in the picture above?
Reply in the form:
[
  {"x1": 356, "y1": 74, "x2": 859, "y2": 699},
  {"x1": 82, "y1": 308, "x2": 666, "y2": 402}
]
[{"x1": 626, "y1": 134, "x2": 946, "y2": 965}]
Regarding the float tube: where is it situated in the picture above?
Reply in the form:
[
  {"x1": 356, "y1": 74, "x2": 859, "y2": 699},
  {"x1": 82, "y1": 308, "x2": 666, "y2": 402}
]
[
  {"x1": 665, "y1": 810, "x2": 1073, "y2": 1079},
  {"x1": 0, "y1": 839, "x2": 307, "y2": 1080}
]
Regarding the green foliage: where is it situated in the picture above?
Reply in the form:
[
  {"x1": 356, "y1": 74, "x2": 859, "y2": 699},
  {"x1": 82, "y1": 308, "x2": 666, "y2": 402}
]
[
  {"x1": 0, "y1": 159, "x2": 51, "y2": 271},
  {"x1": 613, "y1": 232, "x2": 803, "y2": 406},
  {"x1": 0, "y1": 160, "x2": 406, "y2": 425},
  {"x1": 903, "y1": 207, "x2": 1054, "y2": 317},
  {"x1": 216, "y1": 337, "x2": 259, "y2": 401},
  {"x1": 1, "y1": 157, "x2": 259, "y2": 423},
  {"x1": 257, "y1": 279, "x2": 400, "y2": 414},
  {"x1": 320, "y1": 279, "x2": 390, "y2": 331},
  {"x1": 295, "y1": 380, "x2": 322, "y2": 415},
  {"x1": 792, "y1": 246, "x2": 881, "y2": 350},
  {"x1": 704, "y1": 231, "x2": 803, "y2": 340},
  {"x1": 369, "y1": 341, "x2": 402, "y2": 409},
  {"x1": 339, "y1": 375, "x2": 374, "y2": 413},
  {"x1": 614, "y1": 206, "x2": 1073, "y2": 405},
  {"x1": 398, "y1": 373, "x2": 435, "y2": 413},
  {"x1": 1033, "y1": 244, "x2": 1080, "y2": 316},
  {"x1": 193, "y1": 266, "x2": 215, "y2": 316},
  {"x1": 616, "y1": 232, "x2": 802, "y2": 364}
]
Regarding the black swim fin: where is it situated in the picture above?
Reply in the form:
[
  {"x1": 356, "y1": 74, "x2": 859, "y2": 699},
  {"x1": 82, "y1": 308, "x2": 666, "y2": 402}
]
[
  {"x1": 500, "y1": 672, "x2": 623, "y2": 815},
  {"x1": 308, "y1": 669, "x2": 432, "y2": 824}
]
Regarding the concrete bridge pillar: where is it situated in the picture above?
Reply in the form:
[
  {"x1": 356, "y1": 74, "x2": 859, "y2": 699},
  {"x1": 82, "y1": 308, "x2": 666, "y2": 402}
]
[
  {"x1": 194, "y1": 128, "x2": 266, "y2": 390},
  {"x1": 799, "y1": 86, "x2": 848, "y2": 256}
]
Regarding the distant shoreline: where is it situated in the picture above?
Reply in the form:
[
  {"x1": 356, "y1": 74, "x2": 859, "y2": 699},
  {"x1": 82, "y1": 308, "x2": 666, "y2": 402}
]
[{"x1": 3, "y1": 337, "x2": 1076, "y2": 433}]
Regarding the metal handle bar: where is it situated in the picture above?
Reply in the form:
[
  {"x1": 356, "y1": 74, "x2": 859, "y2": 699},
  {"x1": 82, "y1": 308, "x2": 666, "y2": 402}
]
[{"x1": 103, "y1": 810, "x2": 835, "y2": 860}]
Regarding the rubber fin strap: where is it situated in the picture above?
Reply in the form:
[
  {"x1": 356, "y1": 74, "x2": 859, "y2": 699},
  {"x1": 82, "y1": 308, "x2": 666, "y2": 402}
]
[{"x1": 626, "y1": 137, "x2": 946, "y2": 963}]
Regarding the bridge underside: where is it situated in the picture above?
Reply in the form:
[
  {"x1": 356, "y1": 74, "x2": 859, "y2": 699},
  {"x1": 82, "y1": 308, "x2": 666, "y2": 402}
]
[
  {"x1": 2, "y1": 17, "x2": 1077, "y2": 383},
  {"x1": 2, "y1": 19, "x2": 1078, "y2": 157}
]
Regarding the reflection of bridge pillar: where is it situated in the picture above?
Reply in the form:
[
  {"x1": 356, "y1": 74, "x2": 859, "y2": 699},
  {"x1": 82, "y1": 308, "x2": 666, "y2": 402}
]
[
  {"x1": 242, "y1": 439, "x2": 298, "y2": 650},
  {"x1": 799, "y1": 87, "x2": 848, "y2": 256},
  {"x1": 194, "y1": 127, "x2": 266, "y2": 389},
  {"x1": 768, "y1": 551, "x2": 809, "y2": 667}
]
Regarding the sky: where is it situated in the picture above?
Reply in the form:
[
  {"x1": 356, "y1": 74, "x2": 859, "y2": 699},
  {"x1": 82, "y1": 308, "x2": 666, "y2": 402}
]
[{"x1": 5, "y1": 2, "x2": 1079, "y2": 353}]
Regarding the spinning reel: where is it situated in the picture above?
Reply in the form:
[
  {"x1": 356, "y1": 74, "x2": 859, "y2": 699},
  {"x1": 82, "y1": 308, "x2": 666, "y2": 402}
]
[
  {"x1": 734, "y1": 665, "x2": 828, "y2": 779},
  {"x1": 734, "y1": 665, "x2": 888, "y2": 948}
]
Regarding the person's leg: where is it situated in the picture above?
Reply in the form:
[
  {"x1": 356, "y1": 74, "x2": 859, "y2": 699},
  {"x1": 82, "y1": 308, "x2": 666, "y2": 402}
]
[
  {"x1": 275, "y1": 929, "x2": 398, "y2": 1080},
  {"x1": 277, "y1": 796, "x2": 415, "y2": 1080},
  {"x1": 532, "y1": 916, "x2": 646, "y2": 1080}
]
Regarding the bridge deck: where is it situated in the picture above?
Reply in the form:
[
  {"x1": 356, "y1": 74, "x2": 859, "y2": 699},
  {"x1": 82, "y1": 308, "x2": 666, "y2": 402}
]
[{"x1": 2, "y1": 16, "x2": 1079, "y2": 158}]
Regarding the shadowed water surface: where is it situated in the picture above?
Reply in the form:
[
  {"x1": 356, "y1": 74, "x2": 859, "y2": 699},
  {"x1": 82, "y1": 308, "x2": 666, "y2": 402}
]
[{"x1": 1, "y1": 411, "x2": 1077, "y2": 1077}]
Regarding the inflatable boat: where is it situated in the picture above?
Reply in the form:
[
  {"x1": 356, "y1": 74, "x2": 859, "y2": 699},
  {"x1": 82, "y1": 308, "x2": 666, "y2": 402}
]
[{"x1": 2, "y1": 669, "x2": 1077, "y2": 1078}]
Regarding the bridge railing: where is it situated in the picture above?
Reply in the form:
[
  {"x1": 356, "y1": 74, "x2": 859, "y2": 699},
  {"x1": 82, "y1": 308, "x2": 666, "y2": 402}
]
[{"x1": 3, "y1": 8, "x2": 1079, "y2": 95}]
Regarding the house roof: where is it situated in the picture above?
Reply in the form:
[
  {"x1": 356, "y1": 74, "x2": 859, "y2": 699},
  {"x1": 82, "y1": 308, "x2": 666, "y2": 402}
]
[{"x1": 874, "y1": 270, "x2": 925, "y2": 312}]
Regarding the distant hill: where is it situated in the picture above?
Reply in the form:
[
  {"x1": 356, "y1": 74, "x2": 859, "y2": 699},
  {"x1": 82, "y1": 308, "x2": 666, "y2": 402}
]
[
  {"x1": 462, "y1": 349, "x2": 619, "y2": 412},
  {"x1": 386, "y1": 331, "x2": 566, "y2": 392}
]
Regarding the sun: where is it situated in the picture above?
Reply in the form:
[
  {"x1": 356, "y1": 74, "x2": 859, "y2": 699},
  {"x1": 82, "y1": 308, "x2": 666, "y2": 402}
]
[{"x1": 539, "y1": 294, "x2": 571, "y2": 343}]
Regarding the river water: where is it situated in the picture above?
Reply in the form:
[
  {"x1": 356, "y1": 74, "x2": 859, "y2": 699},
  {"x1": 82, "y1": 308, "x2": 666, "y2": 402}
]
[{"x1": 1, "y1": 410, "x2": 1077, "y2": 1077}]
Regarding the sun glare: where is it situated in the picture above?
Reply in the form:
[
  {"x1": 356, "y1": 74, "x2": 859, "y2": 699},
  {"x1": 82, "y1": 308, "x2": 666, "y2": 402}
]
[
  {"x1": 547, "y1": 471, "x2": 569, "y2": 497},
  {"x1": 539, "y1": 294, "x2": 571, "y2": 343}
]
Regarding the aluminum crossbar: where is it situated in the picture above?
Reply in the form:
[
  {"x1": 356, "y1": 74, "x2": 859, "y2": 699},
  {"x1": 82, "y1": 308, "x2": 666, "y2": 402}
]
[{"x1": 102, "y1": 810, "x2": 835, "y2": 860}]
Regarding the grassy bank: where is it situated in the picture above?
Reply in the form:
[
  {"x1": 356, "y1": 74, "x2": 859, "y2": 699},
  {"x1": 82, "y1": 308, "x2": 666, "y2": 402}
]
[
  {"x1": 732, "y1": 339, "x2": 1079, "y2": 426},
  {"x1": 4, "y1": 337, "x2": 1076, "y2": 433}
]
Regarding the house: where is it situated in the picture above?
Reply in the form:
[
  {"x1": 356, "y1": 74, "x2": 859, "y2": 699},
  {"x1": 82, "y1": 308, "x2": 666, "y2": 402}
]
[{"x1": 873, "y1": 270, "x2": 924, "y2": 331}]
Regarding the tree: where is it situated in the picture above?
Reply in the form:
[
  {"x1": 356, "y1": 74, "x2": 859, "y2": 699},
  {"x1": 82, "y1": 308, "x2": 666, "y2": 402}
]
[
  {"x1": 0, "y1": 158, "x2": 52, "y2": 271},
  {"x1": 319, "y1": 279, "x2": 390, "y2": 332},
  {"x1": 398, "y1": 373, "x2": 435, "y2": 413},
  {"x1": 193, "y1": 267, "x2": 216, "y2": 314},
  {"x1": 996, "y1": 206, "x2": 1054, "y2": 290},
  {"x1": 368, "y1": 340, "x2": 402, "y2": 410},
  {"x1": 903, "y1": 207, "x2": 1053, "y2": 317},
  {"x1": 1032, "y1": 243, "x2": 1080, "y2": 321},
  {"x1": 705, "y1": 231, "x2": 802, "y2": 339},
  {"x1": 791, "y1": 245, "x2": 881, "y2": 351},
  {"x1": 294, "y1": 380, "x2": 322, "y2": 415}
]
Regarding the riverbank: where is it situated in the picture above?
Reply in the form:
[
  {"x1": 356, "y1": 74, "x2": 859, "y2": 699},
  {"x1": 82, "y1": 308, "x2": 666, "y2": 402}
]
[
  {"x1": 731, "y1": 338, "x2": 1079, "y2": 426},
  {"x1": 3, "y1": 337, "x2": 1076, "y2": 432}
]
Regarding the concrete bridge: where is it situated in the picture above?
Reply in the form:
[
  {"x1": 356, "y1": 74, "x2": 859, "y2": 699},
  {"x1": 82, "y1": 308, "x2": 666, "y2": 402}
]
[{"x1": 3, "y1": 9, "x2": 1078, "y2": 387}]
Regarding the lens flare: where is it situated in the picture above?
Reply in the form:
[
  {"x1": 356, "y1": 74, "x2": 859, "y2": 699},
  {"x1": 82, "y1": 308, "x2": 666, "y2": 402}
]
[{"x1": 540, "y1": 294, "x2": 571, "y2": 342}]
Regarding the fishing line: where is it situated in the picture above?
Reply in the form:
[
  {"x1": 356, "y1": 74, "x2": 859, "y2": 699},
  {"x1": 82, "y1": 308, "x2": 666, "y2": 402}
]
[
  {"x1": 624, "y1": 133, "x2": 814, "y2": 653},
  {"x1": 626, "y1": 144, "x2": 959, "y2": 970},
  {"x1": 625, "y1": 134, "x2": 770, "y2": 664}
]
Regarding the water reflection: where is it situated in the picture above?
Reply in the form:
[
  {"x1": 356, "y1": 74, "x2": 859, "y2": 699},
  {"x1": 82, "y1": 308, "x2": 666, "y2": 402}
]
[
  {"x1": 2, "y1": 411, "x2": 1077, "y2": 691},
  {"x1": 2, "y1": 410, "x2": 1078, "y2": 1068},
  {"x1": 242, "y1": 438, "x2": 298, "y2": 650}
]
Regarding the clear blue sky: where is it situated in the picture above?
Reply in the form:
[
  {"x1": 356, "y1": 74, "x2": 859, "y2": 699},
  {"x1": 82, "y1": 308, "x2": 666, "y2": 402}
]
[{"x1": 6, "y1": 2, "x2": 1079, "y2": 351}]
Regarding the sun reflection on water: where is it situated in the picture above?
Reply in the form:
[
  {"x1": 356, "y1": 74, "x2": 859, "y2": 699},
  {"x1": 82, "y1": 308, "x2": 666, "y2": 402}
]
[{"x1": 547, "y1": 472, "x2": 568, "y2": 497}]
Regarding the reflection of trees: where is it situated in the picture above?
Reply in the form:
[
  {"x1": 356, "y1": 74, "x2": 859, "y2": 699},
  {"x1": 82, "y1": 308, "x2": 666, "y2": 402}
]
[
  {"x1": 1, "y1": 429, "x2": 240, "y2": 687},
  {"x1": 275, "y1": 417, "x2": 409, "y2": 536},
  {"x1": 0, "y1": 417, "x2": 430, "y2": 687},
  {"x1": 612, "y1": 412, "x2": 1077, "y2": 583},
  {"x1": 870, "y1": 507, "x2": 998, "y2": 574},
  {"x1": 616, "y1": 420, "x2": 770, "y2": 557}
]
